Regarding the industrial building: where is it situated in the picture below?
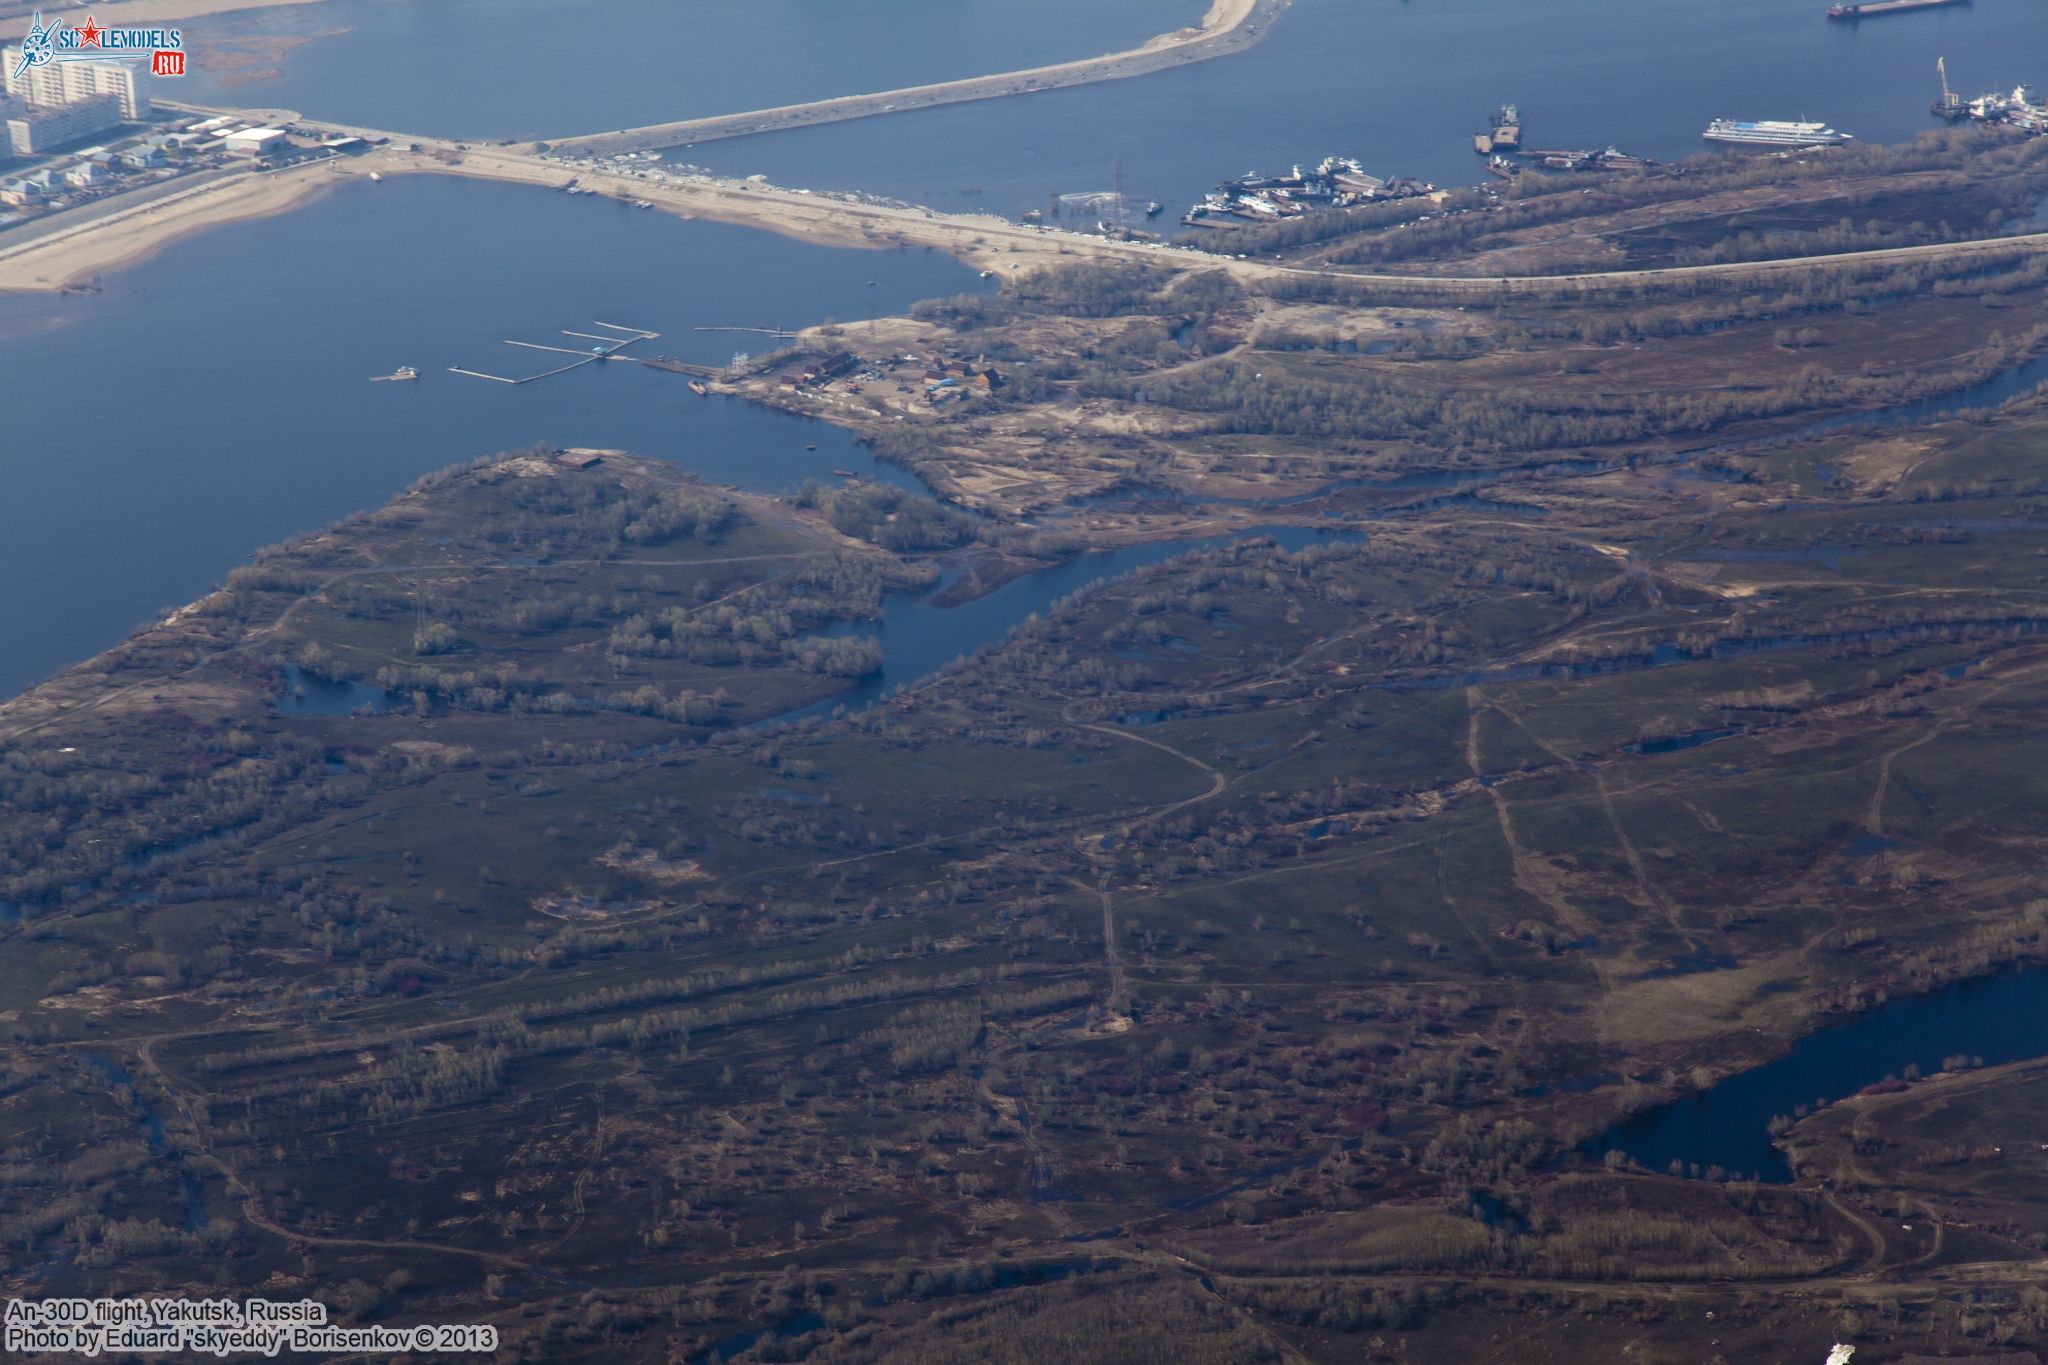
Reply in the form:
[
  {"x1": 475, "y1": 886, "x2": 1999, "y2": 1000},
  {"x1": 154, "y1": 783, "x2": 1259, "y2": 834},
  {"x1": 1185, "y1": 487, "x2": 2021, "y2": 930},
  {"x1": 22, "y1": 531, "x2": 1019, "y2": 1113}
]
[
  {"x1": 222, "y1": 127, "x2": 288, "y2": 157},
  {"x1": 6, "y1": 93, "x2": 123, "y2": 156},
  {"x1": 0, "y1": 49, "x2": 150, "y2": 121}
]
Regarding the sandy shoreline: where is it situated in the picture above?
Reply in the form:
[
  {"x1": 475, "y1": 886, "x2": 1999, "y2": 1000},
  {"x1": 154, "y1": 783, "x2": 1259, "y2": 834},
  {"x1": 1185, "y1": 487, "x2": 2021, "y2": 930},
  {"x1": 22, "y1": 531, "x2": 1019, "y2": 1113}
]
[
  {"x1": 0, "y1": 161, "x2": 342, "y2": 291},
  {"x1": 8, "y1": 0, "x2": 2036, "y2": 299},
  {"x1": 0, "y1": 0, "x2": 326, "y2": 39},
  {"x1": 0, "y1": 141, "x2": 1117, "y2": 293},
  {"x1": 9, "y1": 137, "x2": 2048, "y2": 299},
  {"x1": 402, "y1": 148, "x2": 1136, "y2": 271},
  {"x1": 0, "y1": 0, "x2": 1287, "y2": 290}
]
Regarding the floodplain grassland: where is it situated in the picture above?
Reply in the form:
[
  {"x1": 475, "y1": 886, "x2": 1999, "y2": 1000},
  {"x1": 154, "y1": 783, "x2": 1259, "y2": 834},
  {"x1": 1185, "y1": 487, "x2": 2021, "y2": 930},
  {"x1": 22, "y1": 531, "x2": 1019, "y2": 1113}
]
[
  {"x1": 5, "y1": 134, "x2": 2048, "y2": 1361},
  {"x1": 740, "y1": 258, "x2": 2048, "y2": 513},
  {"x1": 1785, "y1": 1058, "x2": 2048, "y2": 1279},
  {"x1": 1189, "y1": 129, "x2": 2048, "y2": 278}
]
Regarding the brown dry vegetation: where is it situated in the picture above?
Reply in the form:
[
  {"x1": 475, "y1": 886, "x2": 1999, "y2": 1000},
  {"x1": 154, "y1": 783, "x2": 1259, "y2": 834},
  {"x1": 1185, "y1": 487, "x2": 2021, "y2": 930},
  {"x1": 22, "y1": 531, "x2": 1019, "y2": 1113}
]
[{"x1": 5, "y1": 145, "x2": 2048, "y2": 1361}]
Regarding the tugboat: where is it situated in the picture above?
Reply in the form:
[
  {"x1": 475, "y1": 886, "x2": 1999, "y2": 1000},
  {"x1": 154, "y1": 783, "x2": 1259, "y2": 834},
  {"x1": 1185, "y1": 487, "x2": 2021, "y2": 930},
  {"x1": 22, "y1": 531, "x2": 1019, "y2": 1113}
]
[{"x1": 1144, "y1": 200, "x2": 1163, "y2": 218}]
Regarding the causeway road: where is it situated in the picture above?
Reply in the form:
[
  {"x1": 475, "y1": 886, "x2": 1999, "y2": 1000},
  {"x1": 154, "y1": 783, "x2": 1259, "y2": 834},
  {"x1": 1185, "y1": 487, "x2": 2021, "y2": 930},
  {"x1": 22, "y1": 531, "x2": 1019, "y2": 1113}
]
[{"x1": 546, "y1": 0, "x2": 1289, "y2": 157}]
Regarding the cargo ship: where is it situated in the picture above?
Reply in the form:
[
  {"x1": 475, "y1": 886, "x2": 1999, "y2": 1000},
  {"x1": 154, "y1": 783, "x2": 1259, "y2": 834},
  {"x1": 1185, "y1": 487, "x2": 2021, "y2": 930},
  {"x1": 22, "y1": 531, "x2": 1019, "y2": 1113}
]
[
  {"x1": 1703, "y1": 118, "x2": 1854, "y2": 147},
  {"x1": 1518, "y1": 146, "x2": 1655, "y2": 172},
  {"x1": 1476, "y1": 103, "x2": 1522, "y2": 154},
  {"x1": 1828, "y1": 0, "x2": 1967, "y2": 19}
]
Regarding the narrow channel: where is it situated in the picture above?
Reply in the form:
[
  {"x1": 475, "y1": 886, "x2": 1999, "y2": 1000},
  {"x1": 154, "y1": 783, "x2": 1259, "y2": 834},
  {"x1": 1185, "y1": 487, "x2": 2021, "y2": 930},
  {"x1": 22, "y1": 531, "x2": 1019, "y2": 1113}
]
[{"x1": 1598, "y1": 967, "x2": 2048, "y2": 1182}]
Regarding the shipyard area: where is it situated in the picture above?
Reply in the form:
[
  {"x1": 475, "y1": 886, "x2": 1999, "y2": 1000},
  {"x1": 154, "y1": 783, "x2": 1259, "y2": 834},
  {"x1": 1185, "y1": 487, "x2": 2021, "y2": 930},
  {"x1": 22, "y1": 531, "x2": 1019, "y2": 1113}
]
[{"x1": 1160, "y1": 66, "x2": 2042, "y2": 240}]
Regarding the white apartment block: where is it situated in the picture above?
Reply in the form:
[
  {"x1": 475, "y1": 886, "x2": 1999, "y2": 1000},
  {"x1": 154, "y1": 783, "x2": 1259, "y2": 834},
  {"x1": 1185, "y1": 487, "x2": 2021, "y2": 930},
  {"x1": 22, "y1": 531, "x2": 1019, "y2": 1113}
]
[
  {"x1": 2, "y1": 49, "x2": 149, "y2": 122},
  {"x1": 7, "y1": 92, "x2": 123, "y2": 155}
]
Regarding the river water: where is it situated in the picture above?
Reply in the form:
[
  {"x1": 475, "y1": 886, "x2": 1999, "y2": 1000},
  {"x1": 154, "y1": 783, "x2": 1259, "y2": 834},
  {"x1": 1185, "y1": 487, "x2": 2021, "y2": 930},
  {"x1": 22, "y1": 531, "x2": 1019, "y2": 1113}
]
[
  {"x1": 305, "y1": 528, "x2": 1369, "y2": 728},
  {"x1": 771, "y1": 525, "x2": 1362, "y2": 726},
  {"x1": 159, "y1": 0, "x2": 2048, "y2": 221},
  {"x1": 0, "y1": 174, "x2": 983, "y2": 697},
  {"x1": 175, "y1": 0, "x2": 1206, "y2": 141},
  {"x1": 687, "y1": 0, "x2": 2048, "y2": 222},
  {"x1": 1804, "y1": 346, "x2": 2048, "y2": 435},
  {"x1": 6, "y1": 0, "x2": 2035, "y2": 700},
  {"x1": 1601, "y1": 967, "x2": 2048, "y2": 1183}
]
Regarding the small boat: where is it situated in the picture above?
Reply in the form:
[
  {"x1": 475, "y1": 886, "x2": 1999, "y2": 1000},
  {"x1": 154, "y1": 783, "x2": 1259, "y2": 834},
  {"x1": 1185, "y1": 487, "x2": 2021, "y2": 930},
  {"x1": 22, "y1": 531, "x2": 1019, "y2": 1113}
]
[
  {"x1": 687, "y1": 380, "x2": 709, "y2": 396},
  {"x1": 805, "y1": 444, "x2": 818, "y2": 451},
  {"x1": 832, "y1": 468, "x2": 858, "y2": 478},
  {"x1": 367, "y1": 171, "x2": 382, "y2": 182},
  {"x1": 371, "y1": 365, "x2": 418, "y2": 382}
]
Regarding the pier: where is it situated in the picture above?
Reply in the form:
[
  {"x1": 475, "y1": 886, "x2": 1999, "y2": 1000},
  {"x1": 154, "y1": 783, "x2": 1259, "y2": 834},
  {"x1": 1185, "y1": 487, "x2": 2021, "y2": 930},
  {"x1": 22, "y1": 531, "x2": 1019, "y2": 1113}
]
[
  {"x1": 1827, "y1": 0, "x2": 1968, "y2": 19},
  {"x1": 642, "y1": 356, "x2": 725, "y2": 378},
  {"x1": 448, "y1": 320, "x2": 660, "y2": 386}
]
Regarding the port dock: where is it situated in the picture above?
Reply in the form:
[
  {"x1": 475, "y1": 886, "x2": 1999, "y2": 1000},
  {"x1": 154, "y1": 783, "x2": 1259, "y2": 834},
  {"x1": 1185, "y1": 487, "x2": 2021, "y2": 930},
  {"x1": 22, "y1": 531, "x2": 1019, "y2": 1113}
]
[
  {"x1": 1475, "y1": 104, "x2": 1521, "y2": 154},
  {"x1": 641, "y1": 356, "x2": 725, "y2": 379},
  {"x1": 1827, "y1": 0, "x2": 1968, "y2": 19},
  {"x1": 448, "y1": 320, "x2": 660, "y2": 386}
]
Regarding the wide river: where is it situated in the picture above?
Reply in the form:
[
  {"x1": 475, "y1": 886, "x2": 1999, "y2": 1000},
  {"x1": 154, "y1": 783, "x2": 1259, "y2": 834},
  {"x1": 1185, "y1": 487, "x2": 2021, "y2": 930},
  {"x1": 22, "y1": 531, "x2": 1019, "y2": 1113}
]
[
  {"x1": 176, "y1": 0, "x2": 1207, "y2": 141},
  {"x1": 0, "y1": 174, "x2": 984, "y2": 697},
  {"x1": 179, "y1": 0, "x2": 2048, "y2": 222},
  {"x1": 2, "y1": 0, "x2": 2041, "y2": 703}
]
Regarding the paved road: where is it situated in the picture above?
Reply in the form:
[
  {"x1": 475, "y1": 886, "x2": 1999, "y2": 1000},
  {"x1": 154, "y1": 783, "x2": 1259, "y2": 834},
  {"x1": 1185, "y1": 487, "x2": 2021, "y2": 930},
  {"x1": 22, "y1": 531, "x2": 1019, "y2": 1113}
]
[{"x1": 96, "y1": 72, "x2": 2048, "y2": 306}]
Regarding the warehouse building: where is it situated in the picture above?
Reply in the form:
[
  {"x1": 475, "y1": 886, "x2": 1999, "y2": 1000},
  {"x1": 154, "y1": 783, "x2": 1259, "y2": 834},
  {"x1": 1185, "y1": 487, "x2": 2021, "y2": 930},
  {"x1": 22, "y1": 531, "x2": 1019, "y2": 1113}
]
[{"x1": 222, "y1": 127, "x2": 289, "y2": 157}]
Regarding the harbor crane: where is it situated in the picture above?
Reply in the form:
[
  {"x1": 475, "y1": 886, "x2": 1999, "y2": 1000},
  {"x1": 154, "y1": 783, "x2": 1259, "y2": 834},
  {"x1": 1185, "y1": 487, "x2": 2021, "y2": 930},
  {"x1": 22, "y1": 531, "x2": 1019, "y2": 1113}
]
[{"x1": 1933, "y1": 56, "x2": 1967, "y2": 119}]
